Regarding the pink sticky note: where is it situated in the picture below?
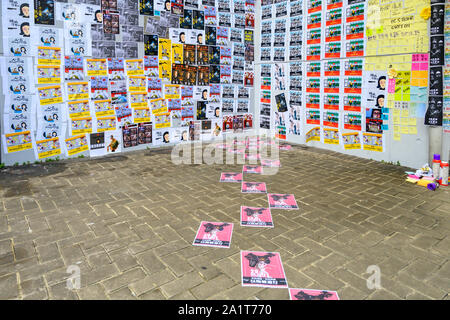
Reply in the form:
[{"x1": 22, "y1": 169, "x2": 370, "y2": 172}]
[
  {"x1": 411, "y1": 63, "x2": 420, "y2": 71},
  {"x1": 420, "y1": 63, "x2": 429, "y2": 71},
  {"x1": 388, "y1": 78, "x2": 396, "y2": 94}
]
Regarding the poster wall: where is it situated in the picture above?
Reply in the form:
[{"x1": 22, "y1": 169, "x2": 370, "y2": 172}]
[{"x1": 0, "y1": 0, "x2": 255, "y2": 165}]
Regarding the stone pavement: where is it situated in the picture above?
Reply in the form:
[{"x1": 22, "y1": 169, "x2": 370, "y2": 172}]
[{"x1": 0, "y1": 142, "x2": 449, "y2": 300}]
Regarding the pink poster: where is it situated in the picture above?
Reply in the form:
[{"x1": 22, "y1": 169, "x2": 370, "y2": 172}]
[
  {"x1": 240, "y1": 251, "x2": 288, "y2": 288},
  {"x1": 240, "y1": 206, "x2": 274, "y2": 228},
  {"x1": 220, "y1": 172, "x2": 243, "y2": 182},
  {"x1": 193, "y1": 221, "x2": 234, "y2": 248},
  {"x1": 241, "y1": 182, "x2": 267, "y2": 193},
  {"x1": 268, "y1": 193, "x2": 299, "y2": 210},
  {"x1": 243, "y1": 165, "x2": 262, "y2": 174},
  {"x1": 289, "y1": 288, "x2": 340, "y2": 300},
  {"x1": 261, "y1": 159, "x2": 281, "y2": 167}
]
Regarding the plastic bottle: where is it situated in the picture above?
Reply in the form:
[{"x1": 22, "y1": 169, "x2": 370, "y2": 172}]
[
  {"x1": 440, "y1": 161, "x2": 449, "y2": 186},
  {"x1": 432, "y1": 154, "x2": 441, "y2": 179}
]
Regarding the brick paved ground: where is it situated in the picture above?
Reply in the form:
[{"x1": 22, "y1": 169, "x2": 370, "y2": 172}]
[{"x1": 0, "y1": 140, "x2": 449, "y2": 300}]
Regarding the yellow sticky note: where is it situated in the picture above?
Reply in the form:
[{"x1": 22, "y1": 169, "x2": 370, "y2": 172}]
[
  {"x1": 394, "y1": 125, "x2": 400, "y2": 133},
  {"x1": 394, "y1": 132, "x2": 401, "y2": 141},
  {"x1": 409, "y1": 118, "x2": 417, "y2": 126},
  {"x1": 401, "y1": 109, "x2": 410, "y2": 117},
  {"x1": 393, "y1": 115, "x2": 400, "y2": 124},
  {"x1": 367, "y1": 28, "x2": 373, "y2": 37},
  {"x1": 408, "y1": 126, "x2": 418, "y2": 134},
  {"x1": 401, "y1": 126, "x2": 409, "y2": 134}
]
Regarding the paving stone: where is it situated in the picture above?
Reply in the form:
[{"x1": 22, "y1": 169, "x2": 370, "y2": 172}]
[
  {"x1": 160, "y1": 271, "x2": 204, "y2": 298},
  {"x1": 77, "y1": 284, "x2": 108, "y2": 300},
  {"x1": 139, "y1": 289, "x2": 167, "y2": 300},
  {"x1": 191, "y1": 274, "x2": 236, "y2": 299},
  {"x1": 101, "y1": 268, "x2": 147, "y2": 293},
  {"x1": 0, "y1": 273, "x2": 19, "y2": 299}
]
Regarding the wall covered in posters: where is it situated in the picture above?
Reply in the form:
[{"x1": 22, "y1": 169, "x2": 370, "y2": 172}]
[
  {"x1": 254, "y1": 0, "x2": 448, "y2": 168},
  {"x1": 0, "y1": 0, "x2": 255, "y2": 165}
]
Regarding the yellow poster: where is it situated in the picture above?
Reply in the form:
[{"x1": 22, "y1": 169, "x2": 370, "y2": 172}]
[
  {"x1": 35, "y1": 137, "x2": 61, "y2": 159},
  {"x1": 93, "y1": 99, "x2": 115, "y2": 117},
  {"x1": 37, "y1": 47, "x2": 62, "y2": 66},
  {"x1": 323, "y1": 128, "x2": 340, "y2": 144},
  {"x1": 150, "y1": 98, "x2": 168, "y2": 114},
  {"x1": 133, "y1": 107, "x2": 151, "y2": 123},
  {"x1": 86, "y1": 59, "x2": 108, "y2": 76},
  {"x1": 70, "y1": 117, "x2": 93, "y2": 135},
  {"x1": 154, "y1": 112, "x2": 171, "y2": 129},
  {"x1": 4, "y1": 131, "x2": 33, "y2": 153},
  {"x1": 38, "y1": 85, "x2": 64, "y2": 105},
  {"x1": 36, "y1": 65, "x2": 61, "y2": 84},
  {"x1": 164, "y1": 84, "x2": 180, "y2": 99},
  {"x1": 67, "y1": 82, "x2": 90, "y2": 101},
  {"x1": 65, "y1": 134, "x2": 89, "y2": 156},
  {"x1": 363, "y1": 133, "x2": 383, "y2": 152},
  {"x1": 172, "y1": 44, "x2": 183, "y2": 64},
  {"x1": 96, "y1": 116, "x2": 117, "y2": 132},
  {"x1": 125, "y1": 59, "x2": 145, "y2": 76},
  {"x1": 159, "y1": 60, "x2": 172, "y2": 81},
  {"x1": 305, "y1": 127, "x2": 321, "y2": 142},
  {"x1": 342, "y1": 132, "x2": 361, "y2": 149},
  {"x1": 130, "y1": 92, "x2": 149, "y2": 108},
  {"x1": 128, "y1": 76, "x2": 147, "y2": 92},
  {"x1": 159, "y1": 38, "x2": 172, "y2": 61},
  {"x1": 67, "y1": 100, "x2": 90, "y2": 118}
]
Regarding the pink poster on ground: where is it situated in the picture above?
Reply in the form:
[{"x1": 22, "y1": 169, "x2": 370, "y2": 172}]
[
  {"x1": 289, "y1": 288, "x2": 340, "y2": 300},
  {"x1": 220, "y1": 172, "x2": 243, "y2": 182},
  {"x1": 240, "y1": 206, "x2": 274, "y2": 228},
  {"x1": 241, "y1": 182, "x2": 267, "y2": 193},
  {"x1": 243, "y1": 165, "x2": 262, "y2": 174},
  {"x1": 192, "y1": 221, "x2": 234, "y2": 248},
  {"x1": 240, "y1": 251, "x2": 288, "y2": 288},
  {"x1": 267, "y1": 193, "x2": 299, "y2": 210},
  {"x1": 261, "y1": 159, "x2": 281, "y2": 167}
]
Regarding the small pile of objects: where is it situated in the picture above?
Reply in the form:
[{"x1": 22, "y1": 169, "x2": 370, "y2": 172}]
[{"x1": 406, "y1": 154, "x2": 449, "y2": 191}]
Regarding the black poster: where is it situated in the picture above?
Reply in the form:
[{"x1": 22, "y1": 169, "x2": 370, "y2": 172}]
[
  {"x1": 34, "y1": 0, "x2": 55, "y2": 25},
  {"x1": 139, "y1": 0, "x2": 154, "y2": 16},
  {"x1": 430, "y1": 35, "x2": 444, "y2": 66},
  {"x1": 424, "y1": 96, "x2": 443, "y2": 126},
  {"x1": 144, "y1": 35, "x2": 159, "y2": 56},
  {"x1": 430, "y1": 4, "x2": 445, "y2": 35},
  {"x1": 275, "y1": 93, "x2": 288, "y2": 112},
  {"x1": 429, "y1": 66, "x2": 443, "y2": 96}
]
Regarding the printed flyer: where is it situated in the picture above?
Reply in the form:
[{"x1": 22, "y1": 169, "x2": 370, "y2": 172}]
[
  {"x1": 289, "y1": 288, "x2": 340, "y2": 300},
  {"x1": 193, "y1": 221, "x2": 234, "y2": 248},
  {"x1": 241, "y1": 182, "x2": 267, "y2": 194},
  {"x1": 241, "y1": 251, "x2": 288, "y2": 288},
  {"x1": 267, "y1": 193, "x2": 299, "y2": 210},
  {"x1": 220, "y1": 172, "x2": 243, "y2": 182},
  {"x1": 240, "y1": 206, "x2": 273, "y2": 228}
]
